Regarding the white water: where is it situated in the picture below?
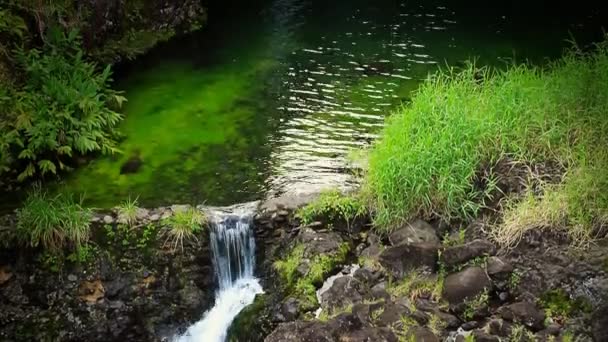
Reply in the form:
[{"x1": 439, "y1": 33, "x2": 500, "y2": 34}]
[{"x1": 176, "y1": 205, "x2": 263, "y2": 342}]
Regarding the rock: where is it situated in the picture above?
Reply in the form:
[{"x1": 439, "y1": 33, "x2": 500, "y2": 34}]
[
  {"x1": 592, "y1": 305, "x2": 608, "y2": 341},
  {"x1": 78, "y1": 280, "x2": 105, "y2": 303},
  {"x1": 443, "y1": 267, "x2": 492, "y2": 304},
  {"x1": 441, "y1": 239, "x2": 496, "y2": 268},
  {"x1": 178, "y1": 282, "x2": 205, "y2": 311},
  {"x1": 484, "y1": 318, "x2": 513, "y2": 337},
  {"x1": 374, "y1": 302, "x2": 410, "y2": 327},
  {"x1": 0, "y1": 265, "x2": 13, "y2": 285},
  {"x1": 471, "y1": 330, "x2": 500, "y2": 342},
  {"x1": 171, "y1": 204, "x2": 191, "y2": 213},
  {"x1": 389, "y1": 219, "x2": 439, "y2": 246},
  {"x1": 319, "y1": 276, "x2": 364, "y2": 311},
  {"x1": 277, "y1": 298, "x2": 299, "y2": 322},
  {"x1": 370, "y1": 281, "x2": 391, "y2": 300},
  {"x1": 277, "y1": 210, "x2": 290, "y2": 217},
  {"x1": 149, "y1": 214, "x2": 160, "y2": 222},
  {"x1": 298, "y1": 229, "x2": 345, "y2": 258},
  {"x1": 136, "y1": 208, "x2": 150, "y2": 221},
  {"x1": 104, "y1": 274, "x2": 133, "y2": 299},
  {"x1": 379, "y1": 242, "x2": 439, "y2": 278},
  {"x1": 265, "y1": 321, "x2": 333, "y2": 342},
  {"x1": 498, "y1": 301, "x2": 546, "y2": 331},
  {"x1": 406, "y1": 327, "x2": 439, "y2": 342},
  {"x1": 67, "y1": 274, "x2": 77, "y2": 282},
  {"x1": 340, "y1": 327, "x2": 398, "y2": 341},
  {"x1": 486, "y1": 257, "x2": 513, "y2": 276},
  {"x1": 460, "y1": 321, "x2": 480, "y2": 330},
  {"x1": 435, "y1": 311, "x2": 460, "y2": 328},
  {"x1": 103, "y1": 215, "x2": 114, "y2": 224},
  {"x1": 353, "y1": 267, "x2": 377, "y2": 285},
  {"x1": 120, "y1": 155, "x2": 142, "y2": 174}
]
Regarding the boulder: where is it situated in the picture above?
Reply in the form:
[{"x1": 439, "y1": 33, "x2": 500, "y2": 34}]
[
  {"x1": 486, "y1": 257, "x2": 513, "y2": 276},
  {"x1": 498, "y1": 301, "x2": 546, "y2": 331},
  {"x1": 443, "y1": 267, "x2": 492, "y2": 304},
  {"x1": 374, "y1": 302, "x2": 410, "y2": 327},
  {"x1": 319, "y1": 276, "x2": 364, "y2": 311},
  {"x1": 340, "y1": 327, "x2": 398, "y2": 341},
  {"x1": 275, "y1": 297, "x2": 299, "y2": 322},
  {"x1": 265, "y1": 321, "x2": 334, "y2": 342},
  {"x1": 379, "y1": 243, "x2": 439, "y2": 278},
  {"x1": 389, "y1": 219, "x2": 439, "y2": 246},
  {"x1": 441, "y1": 239, "x2": 496, "y2": 268},
  {"x1": 298, "y1": 229, "x2": 345, "y2": 258}
]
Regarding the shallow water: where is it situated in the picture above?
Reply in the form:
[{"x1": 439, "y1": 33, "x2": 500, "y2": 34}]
[{"x1": 61, "y1": 0, "x2": 605, "y2": 207}]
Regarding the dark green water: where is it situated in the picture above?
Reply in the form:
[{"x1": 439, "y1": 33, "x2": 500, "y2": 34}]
[{"x1": 61, "y1": 0, "x2": 606, "y2": 207}]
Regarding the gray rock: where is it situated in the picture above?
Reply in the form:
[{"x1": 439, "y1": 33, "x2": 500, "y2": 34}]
[
  {"x1": 136, "y1": 208, "x2": 150, "y2": 220},
  {"x1": 298, "y1": 228, "x2": 345, "y2": 258},
  {"x1": 486, "y1": 257, "x2": 513, "y2": 276},
  {"x1": 171, "y1": 204, "x2": 191, "y2": 213},
  {"x1": 149, "y1": 214, "x2": 160, "y2": 222},
  {"x1": 443, "y1": 267, "x2": 492, "y2": 304},
  {"x1": 389, "y1": 219, "x2": 439, "y2": 246},
  {"x1": 103, "y1": 215, "x2": 114, "y2": 224},
  {"x1": 67, "y1": 274, "x2": 77, "y2": 282},
  {"x1": 441, "y1": 239, "x2": 496, "y2": 268},
  {"x1": 340, "y1": 327, "x2": 398, "y2": 341},
  {"x1": 379, "y1": 242, "x2": 439, "y2": 278},
  {"x1": 319, "y1": 276, "x2": 364, "y2": 311},
  {"x1": 374, "y1": 302, "x2": 409, "y2": 327},
  {"x1": 371, "y1": 281, "x2": 391, "y2": 300},
  {"x1": 178, "y1": 282, "x2": 205, "y2": 310},
  {"x1": 498, "y1": 301, "x2": 546, "y2": 331},
  {"x1": 278, "y1": 298, "x2": 299, "y2": 322}
]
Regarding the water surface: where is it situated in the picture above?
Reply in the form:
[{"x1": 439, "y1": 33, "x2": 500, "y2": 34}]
[{"x1": 63, "y1": 0, "x2": 605, "y2": 207}]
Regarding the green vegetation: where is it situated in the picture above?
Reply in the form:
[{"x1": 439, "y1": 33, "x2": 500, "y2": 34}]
[
  {"x1": 539, "y1": 289, "x2": 592, "y2": 323},
  {"x1": 117, "y1": 197, "x2": 139, "y2": 227},
  {"x1": 162, "y1": 208, "x2": 207, "y2": 251},
  {"x1": 387, "y1": 269, "x2": 443, "y2": 302},
  {"x1": 16, "y1": 187, "x2": 92, "y2": 250},
  {"x1": 364, "y1": 40, "x2": 608, "y2": 245},
  {"x1": 462, "y1": 289, "x2": 489, "y2": 321},
  {"x1": 318, "y1": 303, "x2": 353, "y2": 322},
  {"x1": 274, "y1": 243, "x2": 350, "y2": 308},
  {"x1": 296, "y1": 189, "x2": 366, "y2": 229}
]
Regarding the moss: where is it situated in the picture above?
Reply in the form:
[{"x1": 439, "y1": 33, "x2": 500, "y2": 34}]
[{"x1": 296, "y1": 189, "x2": 366, "y2": 228}]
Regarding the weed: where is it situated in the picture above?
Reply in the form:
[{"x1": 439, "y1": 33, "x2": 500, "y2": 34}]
[
  {"x1": 117, "y1": 197, "x2": 139, "y2": 227},
  {"x1": 39, "y1": 251, "x2": 63, "y2": 273},
  {"x1": 66, "y1": 244, "x2": 96, "y2": 264},
  {"x1": 137, "y1": 223, "x2": 156, "y2": 249},
  {"x1": 387, "y1": 269, "x2": 442, "y2": 302},
  {"x1": 17, "y1": 188, "x2": 92, "y2": 250},
  {"x1": 509, "y1": 270, "x2": 522, "y2": 290},
  {"x1": 318, "y1": 304, "x2": 353, "y2": 322},
  {"x1": 427, "y1": 313, "x2": 446, "y2": 336},
  {"x1": 162, "y1": 208, "x2": 206, "y2": 252}
]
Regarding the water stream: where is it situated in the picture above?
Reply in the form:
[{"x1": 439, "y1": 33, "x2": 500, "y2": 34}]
[{"x1": 176, "y1": 205, "x2": 263, "y2": 342}]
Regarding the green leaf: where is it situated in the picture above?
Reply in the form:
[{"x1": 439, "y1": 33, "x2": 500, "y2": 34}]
[{"x1": 38, "y1": 160, "x2": 57, "y2": 175}]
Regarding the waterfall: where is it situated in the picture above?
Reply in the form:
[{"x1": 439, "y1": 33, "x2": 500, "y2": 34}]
[{"x1": 176, "y1": 204, "x2": 263, "y2": 342}]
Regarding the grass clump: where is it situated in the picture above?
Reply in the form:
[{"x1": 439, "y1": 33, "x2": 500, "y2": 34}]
[
  {"x1": 16, "y1": 188, "x2": 92, "y2": 250},
  {"x1": 365, "y1": 39, "x2": 608, "y2": 244},
  {"x1": 387, "y1": 269, "x2": 443, "y2": 302},
  {"x1": 117, "y1": 196, "x2": 139, "y2": 227},
  {"x1": 162, "y1": 208, "x2": 207, "y2": 252},
  {"x1": 296, "y1": 189, "x2": 366, "y2": 229}
]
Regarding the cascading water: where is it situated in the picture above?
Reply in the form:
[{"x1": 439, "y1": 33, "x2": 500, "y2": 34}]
[{"x1": 176, "y1": 204, "x2": 263, "y2": 342}]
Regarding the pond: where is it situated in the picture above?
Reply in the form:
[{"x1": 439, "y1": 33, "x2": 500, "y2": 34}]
[{"x1": 61, "y1": 0, "x2": 605, "y2": 208}]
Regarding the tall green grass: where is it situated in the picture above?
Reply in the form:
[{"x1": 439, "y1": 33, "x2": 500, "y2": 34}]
[
  {"x1": 365, "y1": 39, "x2": 608, "y2": 242},
  {"x1": 16, "y1": 188, "x2": 92, "y2": 250}
]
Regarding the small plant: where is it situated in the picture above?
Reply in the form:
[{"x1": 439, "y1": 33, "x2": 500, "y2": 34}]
[
  {"x1": 539, "y1": 289, "x2": 591, "y2": 324},
  {"x1": 104, "y1": 224, "x2": 115, "y2": 239},
  {"x1": 509, "y1": 270, "x2": 522, "y2": 290},
  {"x1": 463, "y1": 334, "x2": 476, "y2": 342},
  {"x1": 39, "y1": 251, "x2": 63, "y2": 273},
  {"x1": 296, "y1": 189, "x2": 366, "y2": 229},
  {"x1": 162, "y1": 208, "x2": 207, "y2": 252},
  {"x1": 443, "y1": 228, "x2": 467, "y2": 247},
  {"x1": 137, "y1": 223, "x2": 156, "y2": 249},
  {"x1": 274, "y1": 244, "x2": 306, "y2": 287},
  {"x1": 508, "y1": 324, "x2": 536, "y2": 342},
  {"x1": 67, "y1": 244, "x2": 96, "y2": 264},
  {"x1": 387, "y1": 269, "x2": 442, "y2": 302},
  {"x1": 318, "y1": 304, "x2": 353, "y2": 322},
  {"x1": 117, "y1": 196, "x2": 139, "y2": 227},
  {"x1": 397, "y1": 315, "x2": 419, "y2": 340},
  {"x1": 371, "y1": 307, "x2": 384, "y2": 322},
  {"x1": 17, "y1": 188, "x2": 92, "y2": 250},
  {"x1": 427, "y1": 314, "x2": 446, "y2": 336},
  {"x1": 462, "y1": 289, "x2": 489, "y2": 321}
]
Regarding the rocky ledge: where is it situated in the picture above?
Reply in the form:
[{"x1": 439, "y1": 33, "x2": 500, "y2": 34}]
[{"x1": 240, "y1": 211, "x2": 608, "y2": 342}]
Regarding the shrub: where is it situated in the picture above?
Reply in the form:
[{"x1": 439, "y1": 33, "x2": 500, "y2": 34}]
[
  {"x1": 296, "y1": 190, "x2": 366, "y2": 229},
  {"x1": 162, "y1": 207, "x2": 207, "y2": 251},
  {"x1": 365, "y1": 39, "x2": 608, "y2": 242},
  {"x1": 0, "y1": 28, "x2": 125, "y2": 181},
  {"x1": 16, "y1": 187, "x2": 92, "y2": 250}
]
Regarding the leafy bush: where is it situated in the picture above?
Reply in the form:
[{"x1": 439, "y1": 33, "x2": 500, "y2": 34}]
[
  {"x1": 16, "y1": 187, "x2": 92, "y2": 250},
  {"x1": 162, "y1": 207, "x2": 207, "y2": 251},
  {"x1": 365, "y1": 39, "x2": 608, "y2": 241},
  {"x1": 296, "y1": 190, "x2": 366, "y2": 229},
  {"x1": 0, "y1": 29, "x2": 125, "y2": 181}
]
